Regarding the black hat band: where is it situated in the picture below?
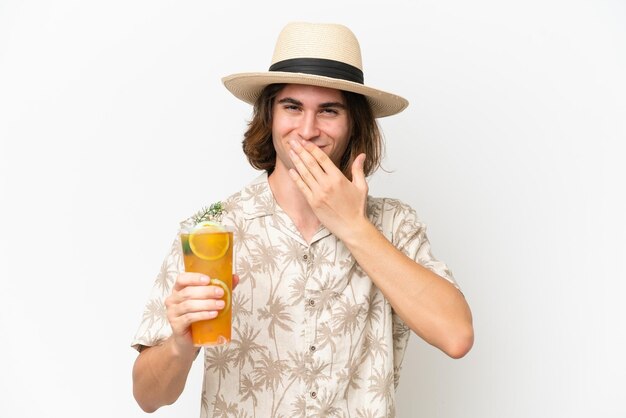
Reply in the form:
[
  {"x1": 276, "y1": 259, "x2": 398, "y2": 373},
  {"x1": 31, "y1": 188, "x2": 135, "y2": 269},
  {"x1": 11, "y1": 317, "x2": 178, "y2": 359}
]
[{"x1": 269, "y1": 58, "x2": 364, "y2": 84}]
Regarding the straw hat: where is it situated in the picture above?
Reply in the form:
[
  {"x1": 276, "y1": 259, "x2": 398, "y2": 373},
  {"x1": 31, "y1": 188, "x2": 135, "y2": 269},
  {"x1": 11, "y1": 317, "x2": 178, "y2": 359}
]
[{"x1": 222, "y1": 22, "x2": 409, "y2": 118}]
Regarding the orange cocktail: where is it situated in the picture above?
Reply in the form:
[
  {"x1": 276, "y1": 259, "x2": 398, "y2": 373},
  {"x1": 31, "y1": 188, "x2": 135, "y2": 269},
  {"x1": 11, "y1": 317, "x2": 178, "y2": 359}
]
[{"x1": 180, "y1": 222, "x2": 233, "y2": 346}]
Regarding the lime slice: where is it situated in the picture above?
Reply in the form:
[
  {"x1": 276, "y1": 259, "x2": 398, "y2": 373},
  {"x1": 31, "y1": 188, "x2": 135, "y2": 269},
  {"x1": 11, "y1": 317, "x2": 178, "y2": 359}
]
[
  {"x1": 210, "y1": 278, "x2": 231, "y2": 317},
  {"x1": 189, "y1": 222, "x2": 230, "y2": 260}
]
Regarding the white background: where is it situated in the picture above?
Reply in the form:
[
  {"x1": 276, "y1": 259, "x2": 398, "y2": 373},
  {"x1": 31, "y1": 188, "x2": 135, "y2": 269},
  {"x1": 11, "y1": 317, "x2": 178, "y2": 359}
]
[{"x1": 1, "y1": 1, "x2": 625, "y2": 417}]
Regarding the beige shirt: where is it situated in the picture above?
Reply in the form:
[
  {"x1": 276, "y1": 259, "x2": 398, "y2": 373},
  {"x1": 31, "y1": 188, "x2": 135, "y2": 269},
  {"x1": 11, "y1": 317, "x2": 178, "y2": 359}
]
[{"x1": 132, "y1": 173, "x2": 458, "y2": 418}]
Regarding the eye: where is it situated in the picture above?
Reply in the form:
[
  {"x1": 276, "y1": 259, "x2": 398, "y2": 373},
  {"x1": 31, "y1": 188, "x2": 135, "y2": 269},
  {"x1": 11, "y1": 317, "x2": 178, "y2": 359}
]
[
  {"x1": 283, "y1": 104, "x2": 300, "y2": 111},
  {"x1": 320, "y1": 108, "x2": 339, "y2": 116}
]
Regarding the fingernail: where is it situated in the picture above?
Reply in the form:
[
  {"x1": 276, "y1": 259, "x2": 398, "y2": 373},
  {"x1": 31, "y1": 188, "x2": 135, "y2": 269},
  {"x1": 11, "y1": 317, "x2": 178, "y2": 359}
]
[
  {"x1": 200, "y1": 275, "x2": 209, "y2": 284},
  {"x1": 214, "y1": 287, "x2": 224, "y2": 297},
  {"x1": 215, "y1": 300, "x2": 225, "y2": 309}
]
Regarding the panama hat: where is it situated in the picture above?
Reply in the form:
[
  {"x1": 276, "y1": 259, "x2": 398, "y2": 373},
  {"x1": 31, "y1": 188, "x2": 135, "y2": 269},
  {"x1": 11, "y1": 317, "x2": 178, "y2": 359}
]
[{"x1": 222, "y1": 22, "x2": 409, "y2": 118}]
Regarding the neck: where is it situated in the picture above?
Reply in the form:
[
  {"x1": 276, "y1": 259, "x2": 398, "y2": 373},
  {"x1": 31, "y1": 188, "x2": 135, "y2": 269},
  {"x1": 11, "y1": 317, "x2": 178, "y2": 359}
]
[{"x1": 268, "y1": 165, "x2": 321, "y2": 242}]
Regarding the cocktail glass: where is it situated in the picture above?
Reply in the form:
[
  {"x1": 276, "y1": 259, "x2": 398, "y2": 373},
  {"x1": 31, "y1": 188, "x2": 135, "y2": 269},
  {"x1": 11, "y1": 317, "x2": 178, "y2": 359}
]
[{"x1": 180, "y1": 222, "x2": 233, "y2": 346}]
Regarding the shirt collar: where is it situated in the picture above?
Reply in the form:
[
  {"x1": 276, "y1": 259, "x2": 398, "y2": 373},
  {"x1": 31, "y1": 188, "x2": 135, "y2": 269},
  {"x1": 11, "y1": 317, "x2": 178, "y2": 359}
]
[
  {"x1": 241, "y1": 172, "x2": 332, "y2": 246},
  {"x1": 241, "y1": 172, "x2": 276, "y2": 220}
]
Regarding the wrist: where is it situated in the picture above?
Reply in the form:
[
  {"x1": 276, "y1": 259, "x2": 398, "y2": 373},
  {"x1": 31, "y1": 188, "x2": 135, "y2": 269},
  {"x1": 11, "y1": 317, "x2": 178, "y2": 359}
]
[
  {"x1": 342, "y1": 217, "x2": 378, "y2": 249},
  {"x1": 167, "y1": 335, "x2": 199, "y2": 361}
]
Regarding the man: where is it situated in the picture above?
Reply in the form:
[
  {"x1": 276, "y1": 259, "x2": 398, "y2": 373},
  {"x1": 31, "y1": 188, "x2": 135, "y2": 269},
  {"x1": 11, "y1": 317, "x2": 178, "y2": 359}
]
[{"x1": 131, "y1": 22, "x2": 473, "y2": 417}]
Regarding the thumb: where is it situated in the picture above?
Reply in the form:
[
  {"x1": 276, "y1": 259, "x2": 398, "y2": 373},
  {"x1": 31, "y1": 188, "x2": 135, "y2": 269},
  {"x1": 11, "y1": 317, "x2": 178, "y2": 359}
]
[
  {"x1": 351, "y1": 153, "x2": 367, "y2": 190},
  {"x1": 232, "y1": 274, "x2": 240, "y2": 290}
]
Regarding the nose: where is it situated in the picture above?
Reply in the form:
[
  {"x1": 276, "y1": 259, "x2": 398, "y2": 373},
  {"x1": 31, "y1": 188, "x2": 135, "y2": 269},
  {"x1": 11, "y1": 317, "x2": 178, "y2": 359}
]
[{"x1": 297, "y1": 111, "x2": 320, "y2": 141}]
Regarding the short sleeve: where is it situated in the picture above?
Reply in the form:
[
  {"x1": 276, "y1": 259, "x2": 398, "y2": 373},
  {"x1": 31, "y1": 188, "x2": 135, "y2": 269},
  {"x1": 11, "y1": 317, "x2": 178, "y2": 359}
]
[
  {"x1": 384, "y1": 198, "x2": 459, "y2": 290},
  {"x1": 130, "y1": 235, "x2": 184, "y2": 351}
]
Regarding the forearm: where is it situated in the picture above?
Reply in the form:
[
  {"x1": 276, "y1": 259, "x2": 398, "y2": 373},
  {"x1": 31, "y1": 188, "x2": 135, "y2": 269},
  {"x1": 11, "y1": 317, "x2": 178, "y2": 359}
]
[
  {"x1": 132, "y1": 336, "x2": 199, "y2": 412},
  {"x1": 343, "y1": 220, "x2": 474, "y2": 358}
]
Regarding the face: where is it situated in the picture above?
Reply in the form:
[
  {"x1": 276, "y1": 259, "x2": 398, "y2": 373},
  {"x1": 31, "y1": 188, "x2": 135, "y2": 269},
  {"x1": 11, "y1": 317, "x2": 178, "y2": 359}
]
[{"x1": 271, "y1": 84, "x2": 351, "y2": 175}]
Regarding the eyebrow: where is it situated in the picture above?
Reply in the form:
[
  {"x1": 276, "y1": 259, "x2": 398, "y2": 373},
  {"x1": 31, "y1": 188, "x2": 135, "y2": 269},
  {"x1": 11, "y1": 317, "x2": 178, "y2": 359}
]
[{"x1": 277, "y1": 97, "x2": 346, "y2": 110}]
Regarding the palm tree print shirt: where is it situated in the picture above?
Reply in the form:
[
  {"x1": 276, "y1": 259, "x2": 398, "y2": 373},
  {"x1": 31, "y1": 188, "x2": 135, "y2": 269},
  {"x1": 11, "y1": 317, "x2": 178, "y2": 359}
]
[{"x1": 132, "y1": 173, "x2": 459, "y2": 418}]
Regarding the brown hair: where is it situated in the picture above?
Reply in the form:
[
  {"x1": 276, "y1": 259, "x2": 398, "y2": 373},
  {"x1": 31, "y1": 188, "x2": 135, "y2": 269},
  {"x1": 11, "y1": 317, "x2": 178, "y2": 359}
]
[{"x1": 242, "y1": 84, "x2": 384, "y2": 180}]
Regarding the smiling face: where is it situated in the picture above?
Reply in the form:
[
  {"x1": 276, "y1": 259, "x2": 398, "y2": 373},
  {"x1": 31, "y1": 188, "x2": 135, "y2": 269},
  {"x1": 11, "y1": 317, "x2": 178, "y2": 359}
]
[{"x1": 271, "y1": 84, "x2": 351, "y2": 176}]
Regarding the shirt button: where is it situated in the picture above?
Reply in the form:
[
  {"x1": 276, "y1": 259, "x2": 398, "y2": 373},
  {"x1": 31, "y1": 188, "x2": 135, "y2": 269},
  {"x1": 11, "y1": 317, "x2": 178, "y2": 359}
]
[
  {"x1": 308, "y1": 299, "x2": 315, "y2": 307},
  {"x1": 309, "y1": 345, "x2": 316, "y2": 353},
  {"x1": 310, "y1": 391, "x2": 317, "y2": 399},
  {"x1": 303, "y1": 254, "x2": 309, "y2": 261}
]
